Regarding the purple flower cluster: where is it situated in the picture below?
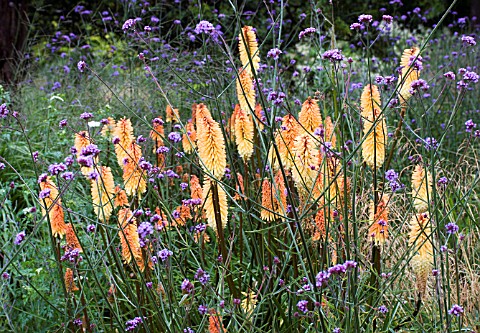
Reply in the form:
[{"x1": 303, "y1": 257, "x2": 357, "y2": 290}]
[
  {"x1": 137, "y1": 222, "x2": 154, "y2": 247},
  {"x1": 461, "y1": 35, "x2": 476, "y2": 46},
  {"x1": 385, "y1": 169, "x2": 404, "y2": 192},
  {"x1": 409, "y1": 79, "x2": 429, "y2": 95},
  {"x1": 424, "y1": 137, "x2": 439, "y2": 151},
  {"x1": 445, "y1": 222, "x2": 459, "y2": 235},
  {"x1": 267, "y1": 91, "x2": 286, "y2": 106},
  {"x1": 297, "y1": 300, "x2": 309, "y2": 313},
  {"x1": 168, "y1": 132, "x2": 182, "y2": 143},
  {"x1": 194, "y1": 268, "x2": 210, "y2": 285},
  {"x1": 122, "y1": 19, "x2": 136, "y2": 32},
  {"x1": 443, "y1": 71, "x2": 456, "y2": 80},
  {"x1": 358, "y1": 14, "x2": 373, "y2": 23},
  {"x1": 465, "y1": 119, "x2": 476, "y2": 132},
  {"x1": 158, "y1": 248, "x2": 173, "y2": 262},
  {"x1": 448, "y1": 304, "x2": 464, "y2": 317},
  {"x1": 61, "y1": 248, "x2": 82, "y2": 263},
  {"x1": 77, "y1": 61, "x2": 86, "y2": 72},
  {"x1": 194, "y1": 20, "x2": 215, "y2": 35},
  {"x1": 298, "y1": 27, "x2": 316, "y2": 40},
  {"x1": 322, "y1": 49, "x2": 344, "y2": 62},
  {"x1": 0, "y1": 103, "x2": 9, "y2": 119},
  {"x1": 14, "y1": 231, "x2": 26, "y2": 245},
  {"x1": 457, "y1": 69, "x2": 479, "y2": 89},
  {"x1": 198, "y1": 304, "x2": 208, "y2": 315},
  {"x1": 181, "y1": 279, "x2": 194, "y2": 294},
  {"x1": 48, "y1": 163, "x2": 67, "y2": 176},
  {"x1": 267, "y1": 48, "x2": 282, "y2": 60},
  {"x1": 316, "y1": 260, "x2": 357, "y2": 287},
  {"x1": 125, "y1": 317, "x2": 143, "y2": 331},
  {"x1": 378, "y1": 305, "x2": 388, "y2": 314}
]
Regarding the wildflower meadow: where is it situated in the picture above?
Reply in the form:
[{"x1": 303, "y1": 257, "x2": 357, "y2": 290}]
[{"x1": 0, "y1": 0, "x2": 479, "y2": 332}]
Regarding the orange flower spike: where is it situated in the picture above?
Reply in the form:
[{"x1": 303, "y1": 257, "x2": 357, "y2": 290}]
[
  {"x1": 114, "y1": 118, "x2": 135, "y2": 167},
  {"x1": 100, "y1": 117, "x2": 116, "y2": 138},
  {"x1": 260, "y1": 179, "x2": 276, "y2": 222},
  {"x1": 150, "y1": 116, "x2": 165, "y2": 143},
  {"x1": 208, "y1": 309, "x2": 226, "y2": 333},
  {"x1": 239, "y1": 26, "x2": 260, "y2": 72},
  {"x1": 368, "y1": 194, "x2": 389, "y2": 244},
  {"x1": 196, "y1": 104, "x2": 227, "y2": 179},
  {"x1": 324, "y1": 116, "x2": 337, "y2": 148},
  {"x1": 298, "y1": 97, "x2": 322, "y2": 133},
  {"x1": 190, "y1": 175, "x2": 203, "y2": 203},
  {"x1": 234, "y1": 172, "x2": 245, "y2": 201},
  {"x1": 114, "y1": 185, "x2": 129, "y2": 208},
  {"x1": 182, "y1": 120, "x2": 197, "y2": 154},
  {"x1": 292, "y1": 133, "x2": 319, "y2": 192},
  {"x1": 236, "y1": 67, "x2": 256, "y2": 113},
  {"x1": 279, "y1": 114, "x2": 300, "y2": 171},
  {"x1": 234, "y1": 106, "x2": 254, "y2": 161},
  {"x1": 65, "y1": 268, "x2": 79, "y2": 293},
  {"x1": 91, "y1": 166, "x2": 115, "y2": 222},
  {"x1": 74, "y1": 131, "x2": 94, "y2": 176},
  {"x1": 273, "y1": 170, "x2": 287, "y2": 217},
  {"x1": 65, "y1": 223, "x2": 83, "y2": 252},
  {"x1": 39, "y1": 175, "x2": 67, "y2": 238},
  {"x1": 122, "y1": 143, "x2": 147, "y2": 198},
  {"x1": 254, "y1": 103, "x2": 265, "y2": 131}
]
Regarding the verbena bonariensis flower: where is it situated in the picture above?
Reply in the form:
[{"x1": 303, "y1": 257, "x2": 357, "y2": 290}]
[
  {"x1": 239, "y1": 26, "x2": 260, "y2": 72},
  {"x1": 14, "y1": 231, "x2": 26, "y2": 245},
  {"x1": 91, "y1": 166, "x2": 115, "y2": 222},
  {"x1": 122, "y1": 18, "x2": 136, "y2": 32},
  {"x1": 194, "y1": 20, "x2": 215, "y2": 34},
  {"x1": 358, "y1": 14, "x2": 373, "y2": 23},
  {"x1": 125, "y1": 317, "x2": 143, "y2": 331},
  {"x1": 322, "y1": 49, "x2": 344, "y2": 62},
  {"x1": 409, "y1": 212, "x2": 433, "y2": 299},
  {"x1": 298, "y1": 27, "x2": 316, "y2": 40},
  {"x1": 412, "y1": 165, "x2": 432, "y2": 213},
  {"x1": 233, "y1": 104, "x2": 254, "y2": 161},
  {"x1": 361, "y1": 85, "x2": 387, "y2": 168},
  {"x1": 266, "y1": 48, "x2": 282, "y2": 60},
  {"x1": 448, "y1": 304, "x2": 464, "y2": 316}
]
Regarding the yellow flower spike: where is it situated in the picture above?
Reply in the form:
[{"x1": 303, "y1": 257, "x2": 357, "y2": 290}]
[
  {"x1": 409, "y1": 212, "x2": 433, "y2": 299},
  {"x1": 234, "y1": 106, "x2": 254, "y2": 161},
  {"x1": 360, "y1": 85, "x2": 387, "y2": 169},
  {"x1": 397, "y1": 46, "x2": 421, "y2": 104},
  {"x1": 239, "y1": 26, "x2": 260, "y2": 73},
  {"x1": 91, "y1": 166, "x2": 115, "y2": 222},
  {"x1": 411, "y1": 164, "x2": 432, "y2": 213},
  {"x1": 236, "y1": 67, "x2": 256, "y2": 113}
]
